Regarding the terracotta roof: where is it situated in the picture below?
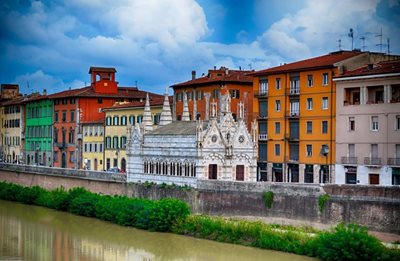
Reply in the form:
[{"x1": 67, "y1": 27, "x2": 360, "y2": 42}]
[
  {"x1": 251, "y1": 51, "x2": 364, "y2": 76},
  {"x1": 81, "y1": 119, "x2": 104, "y2": 125},
  {"x1": 48, "y1": 86, "x2": 162, "y2": 100},
  {"x1": 1, "y1": 93, "x2": 45, "y2": 106},
  {"x1": 172, "y1": 69, "x2": 253, "y2": 88},
  {"x1": 102, "y1": 96, "x2": 171, "y2": 110},
  {"x1": 335, "y1": 60, "x2": 400, "y2": 78}
]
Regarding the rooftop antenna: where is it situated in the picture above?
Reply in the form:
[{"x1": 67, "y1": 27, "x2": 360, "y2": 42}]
[
  {"x1": 348, "y1": 28, "x2": 354, "y2": 50},
  {"x1": 376, "y1": 27, "x2": 382, "y2": 53},
  {"x1": 337, "y1": 39, "x2": 342, "y2": 50},
  {"x1": 135, "y1": 80, "x2": 138, "y2": 88},
  {"x1": 360, "y1": 36, "x2": 366, "y2": 51},
  {"x1": 387, "y1": 38, "x2": 390, "y2": 55}
]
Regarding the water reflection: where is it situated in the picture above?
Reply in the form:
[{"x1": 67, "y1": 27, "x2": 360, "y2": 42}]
[{"x1": 0, "y1": 200, "x2": 316, "y2": 261}]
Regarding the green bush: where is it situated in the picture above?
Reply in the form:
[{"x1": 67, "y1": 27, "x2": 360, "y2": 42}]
[
  {"x1": 0, "y1": 182, "x2": 21, "y2": 201},
  {"x1": 262, "y1": 191, "x2": 274, "y2": 209},
  {"x1": 307, "y1": 223, "x2": 387, "y2": 261},
  {"x1": 318, "y1": 194, "x2": 330, "y2": 213},
  {"x1": 68, "y1": 191, "x2": 101, "y2": 217},
  {"x1": 15, "y1": 186, "x2": 45, "y2": 204}
]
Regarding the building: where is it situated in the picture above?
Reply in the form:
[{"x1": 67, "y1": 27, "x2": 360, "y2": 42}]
[
  {"x1": 251, "y1": 51, "x2": 395, "y2": 183},
  {"x1": 48, "y1": 66, "x2": 163, "y2": 169},
  {"x1": 101, "y1": 94, "x2": 166, "y2": 172},
  {"x1": 127, "y1": 93, "x2": 258, "y2": 186},
  {"x1": 25, "y1": 95, "x2": 53, "y2": 166},
  {"x1": 81, "y1": 121, "x2": 104, "y2": 171},
  {"x1": 0, "y1": 97, "x2": 25, "y2": 163},
  {"x1": 334, "y1": 60, "x2": 400, "y2": 185},
  {"x1": 171, "y1": 66, "x2": 255, "y2": 128}
]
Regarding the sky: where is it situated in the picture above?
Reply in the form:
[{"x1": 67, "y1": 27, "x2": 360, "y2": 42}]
[{"x1": 0, "y1": 0, "x2": 399, "y2": 95}]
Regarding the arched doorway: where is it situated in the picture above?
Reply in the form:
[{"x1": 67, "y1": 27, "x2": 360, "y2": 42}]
[
  {"x1": 121, "y1": 158, "x2": 126, "y2": 173},
  {"x1": 61, "y1": 152, "x2": 66, "y2": 168},
  {"x1": 94, "y1": 158, "x2": 98, "y2": 171}
]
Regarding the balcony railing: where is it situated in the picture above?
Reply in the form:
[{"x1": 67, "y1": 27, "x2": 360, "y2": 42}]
[
  {"x1": 285, "y1": 155, "x2": 299, "y2": 162},
  {"x1": 364, "y1": 157, "x2": 382, "y2": 166},
  {"x1": 258, "y1": 114, "x2": 268, "y2": 119},
  {"x1": 387, "y1": 158, "x2": 400, "y2": 166},
  {"x1": 286, "y1": 110, "x2": 299, "y2": 117},
  {"x1": 259, "y1": 133, "x2": 268, "y2": 141},
  {"x1": 286, "y1": 88, "x2": 300, "y2": 95},
  {"x1": 341, "y1": 156, "x2": 358, "y2": 164},
  {"x1": 258, "y1": 89, "x2": 268, "y2": 97}
]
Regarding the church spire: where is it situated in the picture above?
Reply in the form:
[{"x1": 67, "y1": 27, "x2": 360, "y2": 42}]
[
  {"x1": 159, "y1": 88, "x2": 172, "y2": 126},
  {"x1": 142, "y1": 93, "x2": 153, "y2": 132},
  {"x1": 182, "y1": 91, "x2": 190, "y2": 121}
]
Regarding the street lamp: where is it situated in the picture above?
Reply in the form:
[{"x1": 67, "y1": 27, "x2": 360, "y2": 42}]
[{"x1": 321, "y1": 145, "x2": 329, "y2": 183}]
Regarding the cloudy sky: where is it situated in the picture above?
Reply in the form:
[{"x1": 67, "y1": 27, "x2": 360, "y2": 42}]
[{"x1": 0, "y1": 0, "x2": 399, "y2": 94}]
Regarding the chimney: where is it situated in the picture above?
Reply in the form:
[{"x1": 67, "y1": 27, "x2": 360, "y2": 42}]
[
  {"x1": 43, "y1": 89, "x2": 47, "y2": 96},
  {"x1": 191, "y1": 70, "x2": 196, "y2": 80}
]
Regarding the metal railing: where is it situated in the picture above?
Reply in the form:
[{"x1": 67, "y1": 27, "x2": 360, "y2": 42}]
[
  {"x1": 364, "y1": 157, "x2": 382, "y2": 165},
  {"x1": 387, "y1": 158, "x2": 400, "y2": 166},
  {"x1": 341, "y1": 156, "x2": 358, "y2": 164},
  {"x1": 259, "y1": 133, "x2": 268, "y2": 141}
]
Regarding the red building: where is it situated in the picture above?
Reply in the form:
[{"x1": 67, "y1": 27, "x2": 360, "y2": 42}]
[{"x1": 49, "y1": 67, "x2": 162, "y2": 169}]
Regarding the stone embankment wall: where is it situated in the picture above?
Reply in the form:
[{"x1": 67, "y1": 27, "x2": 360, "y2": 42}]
[{"x1": 0, "y1": 163, "x2": 399, "y2": 234}]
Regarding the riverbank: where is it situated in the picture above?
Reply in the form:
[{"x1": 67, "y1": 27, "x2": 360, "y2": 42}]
[{"x1": 0, "y1": 182, "x2": 399, "y2": 260}]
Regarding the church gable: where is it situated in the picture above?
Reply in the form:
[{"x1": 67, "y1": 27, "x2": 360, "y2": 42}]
[{"x1": 202, "y1": 120, "x2": 225, "y2": 149}]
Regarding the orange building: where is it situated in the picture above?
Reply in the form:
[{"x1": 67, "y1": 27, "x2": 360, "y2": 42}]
[
  {"x1": 252, "y1": 51, "x2": 391, "y2": 183},
  {"x1": 171, "y1": 67, "x2": 254, "y2": 128},
  {"x1": 49, "y1": 67, "x2": 162, "y2": 169}
]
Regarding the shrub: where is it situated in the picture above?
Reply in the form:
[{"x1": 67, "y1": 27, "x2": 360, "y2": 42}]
[
  {"x1": 262, "y1": 191, "x2": 274, "y2": 209},
  {"x1": 68, "y1": 189, "x2": 100, "y2": 217},
  {"x1": 0, "y1": 182, "x2": 22, "y2": 201},
  {"x1": 307, "y1": 223, "x2": 386, "y2": 261},
  {"x1": 15, "y1": 186, "x2": 45, "y2": 204},
  {"x1": 318, "y1": 194, "x2": 330, "y2": 213}
]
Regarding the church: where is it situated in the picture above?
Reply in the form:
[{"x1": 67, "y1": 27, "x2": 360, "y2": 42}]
[{"x1": 126, "y1": 90, "x2": 258, "y2": 187}]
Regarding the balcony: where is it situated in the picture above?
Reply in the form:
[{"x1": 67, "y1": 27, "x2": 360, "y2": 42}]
[
  {"x1": 285, "y1": 155, "x2": 299, "y2": 163},
  {"x1": 364, "y1": 157, "x2": 382, "y2": 166},
  {"x1": 286, "y1": 88, "x2": 300, "y2": 95},
  {"x1": 387, "y1": 158, "x2": 400, "y2": 166},
  {"x1": 257, "y1": 89, "x2": 268, "y2": 97},
  {"x1": 258, "y1": 114, "x2": 268, "y2": 120},
  {"x1": 258, "y1": 133, "x2": 268, "y2": 141},
  {"x1": 286, "y1": 110, "x2": 299, "y2": 118},
  {"x1": 341, "y1": 156, "x2": 358, "y2": 164}
]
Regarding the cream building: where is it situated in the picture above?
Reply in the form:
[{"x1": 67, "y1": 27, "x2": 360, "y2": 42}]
[
  {"x1": 82, "y1": 122, "x2": 104, "y2": 171},
  {"x1": 334, "y1": 60, "x2": 400, "y2": 185},
  {"x1": 102, "y1": 95, "x2": 165, "y2": 172},
  {"x1": 127, "y1": 93, "x2": 258, "y2": 187}
]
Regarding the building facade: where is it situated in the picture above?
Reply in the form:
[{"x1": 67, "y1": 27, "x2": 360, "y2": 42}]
[
  {"x1": 252, "y1": 51, "x2": 395, "y2": 183},
  {"x1": 1, "y1": 99, "x2": 24, "y2": 163},
  {"x1": 171, "y1": 67, "x2": 255, "y2": 128},
  {"x1": 127, "y1": 93, "x2": 258, "y2": 186},
  {"x1": 25, "y1": 96, "x2": 53, "y2": 166},
  {"x1": 102, "y1": 95, "x2": 164, "y2": 172},
  {"x1": 82, "y1": 122, "x2": 104, "y2": 171},
  {"x1": 334, "y1": 60, "x2": 400, "y2": 185}
]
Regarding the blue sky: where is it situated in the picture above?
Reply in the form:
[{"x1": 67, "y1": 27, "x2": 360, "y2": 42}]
[{"x1": 0, "y1": 0, "x2": 399, "y2": 94}]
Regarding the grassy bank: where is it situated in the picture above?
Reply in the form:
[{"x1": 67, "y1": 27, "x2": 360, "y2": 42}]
[{"x1": 0, "y1": 182, "x2": 398, "y2": 260}]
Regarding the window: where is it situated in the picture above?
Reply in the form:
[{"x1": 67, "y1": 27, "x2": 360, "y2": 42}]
[
  {"x1": 84, "y1": 143, "x2": 88, "y2": 152},
  {"x1": 70, "y1": 151, "x2": 75, "y2": 163},
  {"x1": 137, "y1": 115, "x2": 143, "y2": 123},
  {"x1": 230, "y1": 89, "x2": 240, "y2": 98},
  {"x1": 348, "y1": 144, "x2": 355, "y2": 157},
  {"x1": 196, "y1": 90, "x2": 203, "y2": 100},
  {"x1": 106, "y1": 116, "x2": 112, "y2": 126},
  {"x1": 259, "y1": 79, "x2": 268, "y2": 95},
  {"x1": 98, "y1": 98, "x2": 103, "y2": 104},
  {"x1": 99, "y1": 143, "x2": 103, "y2": 152},
  {"x1": 99, "y1": 126, "x2": 103, "y2": 136},
  {"x1": 121, "y1": 116, "x2": 127, "y2": 126},
  {"x1": 275, "y1": 100, "x2": 281, "y2": 112},
  {"x1": 105, "y1": 136, "x2": 111, "y2": 149},
  {"x1": 62, "y1": 111, "x2": 66, "y2": 122},
  {"x1": 68, "y1": 128, "x2": 74, "y2": 143},
  {"x1": 54, "y1": 111, "x2": 59, "y2": 122},
  {"x1": 307, "y1": 75, "x2": 313, "y2": 87},
  {"x1": 129, "y1": 115, "x2": 135, "y2": 125},
  {"x1": 54, "y1": 151, "x2": 58, "y2": 162},
  {"x1": 275, "y1": 144, "x2": 280, "y2": 156},
  {"x1": 322, "y1": 121, "x2": 328, "y2": 134},
  {"x1": 176, "y1": 92, "x2": 182, "y2": 102},
  {"x1": 212, "y1": 89, "x2": 220, "y2": 99},
  {"x1": 307, "y1": 121, "x2": 312, "y2": 134},
  {"x1": 70, "y1": 110, "x2": 75, "y2": 122},
  {"x1": 371, "y1": 116, "x2": 379, "y2": 131},
  {"x1": 62, "y1": 99, "x2": 67, "y2": 105},
  {"x1": 275, "y1": 78, "x2": 281, "y2": 90},
  {"x1": 306, "y1": 145, "x2": 312, "y2": 157},
  {"x1": 120, "y1": 136, "x2": 127, "y2": 149},
  {"x1": 349, "y1": 117, "x2": 355, "y2": 131},
  {"x1": 113, "y1": 136, "x2": 119, "y2": 149},
  {"x1": 153, "y1": 113, "x2": 161, "y2": 125},
  {"x1": 322, "y1": 73, "x2": 329, "y2": 85},
  {"x1": 396, "y1": 115, "x2": 400, "y2": 130},
  {"x1": 94, "y1": 143, "x2": 97, "y2": 152},
  {"x1": 187, "y1": 91, "x2": 193, "y2": 100},
  {"x1": 113, "y1": 116, "x2": 119, "y2": 126},
  {"x1": 89, "y1": 143, "x2": 92, "y2": 152},
  {"x1": 89, "y1": 126, "x2": 93, "y2": 136},
  {"x1": 275, "y1": 122, "x2": 281, "y2": 134},
  {"x1": 259, "y1": 101, "x2": 268, "y2": 118},
  {"x1": 322, "y1": 97, "x2": 328, "y2": 109},
  {"x1": 70, "y1": 98, "x2": 75, "y2": 104},
  {"x1": 306, "y1": 98, "x2": 313, "y2": 110}
]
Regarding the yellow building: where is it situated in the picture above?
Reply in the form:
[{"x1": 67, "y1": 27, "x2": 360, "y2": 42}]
[
  {"x1": 82, "y1": 122, "x2": 104, "y2": 171},
  {"x1": 252, "y1": 51, "x2": 391, "y2": 183},
  {"x1": 102, "y1": 96, "x2": 165, "y2": 172}
]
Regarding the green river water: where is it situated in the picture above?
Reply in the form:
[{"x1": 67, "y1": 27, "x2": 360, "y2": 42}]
[{"x1": 0, "y1": 200, "x2": 316, "y2": 261}]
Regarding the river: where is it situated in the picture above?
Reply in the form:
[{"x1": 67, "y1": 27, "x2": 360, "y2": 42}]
[{"x1": 0, "y1": 200, "x2": 316, "y2": 261}]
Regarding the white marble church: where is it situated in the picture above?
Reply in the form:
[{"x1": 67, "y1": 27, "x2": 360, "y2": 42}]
[{"x1": 126, "y1": 91, "x2": 258, "y2": 187}]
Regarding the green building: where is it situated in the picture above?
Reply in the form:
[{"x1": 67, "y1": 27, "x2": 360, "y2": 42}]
[{"x1": 25, "y1": 96, "x2": 53, "y2": 166}]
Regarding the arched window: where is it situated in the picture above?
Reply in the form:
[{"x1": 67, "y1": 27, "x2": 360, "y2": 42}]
[
  {"x1": 105, "y1": 136, "x2": 111, "y2": 149},
  {"x1": 121, "y1": 115, "x2": 127, "y2": 126},
  {"x1": 113, "y1": 116, "x2": 119, "y2": 126},
  {"x1": 106, "y1": 116, "x2": 112, "y2": 126},
  {"x1": 129, "y1": 115, "x2": 135, "y2": 125},
  {"x1": 137, "y1": 115, "x2": 143, "y2": 123}
]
